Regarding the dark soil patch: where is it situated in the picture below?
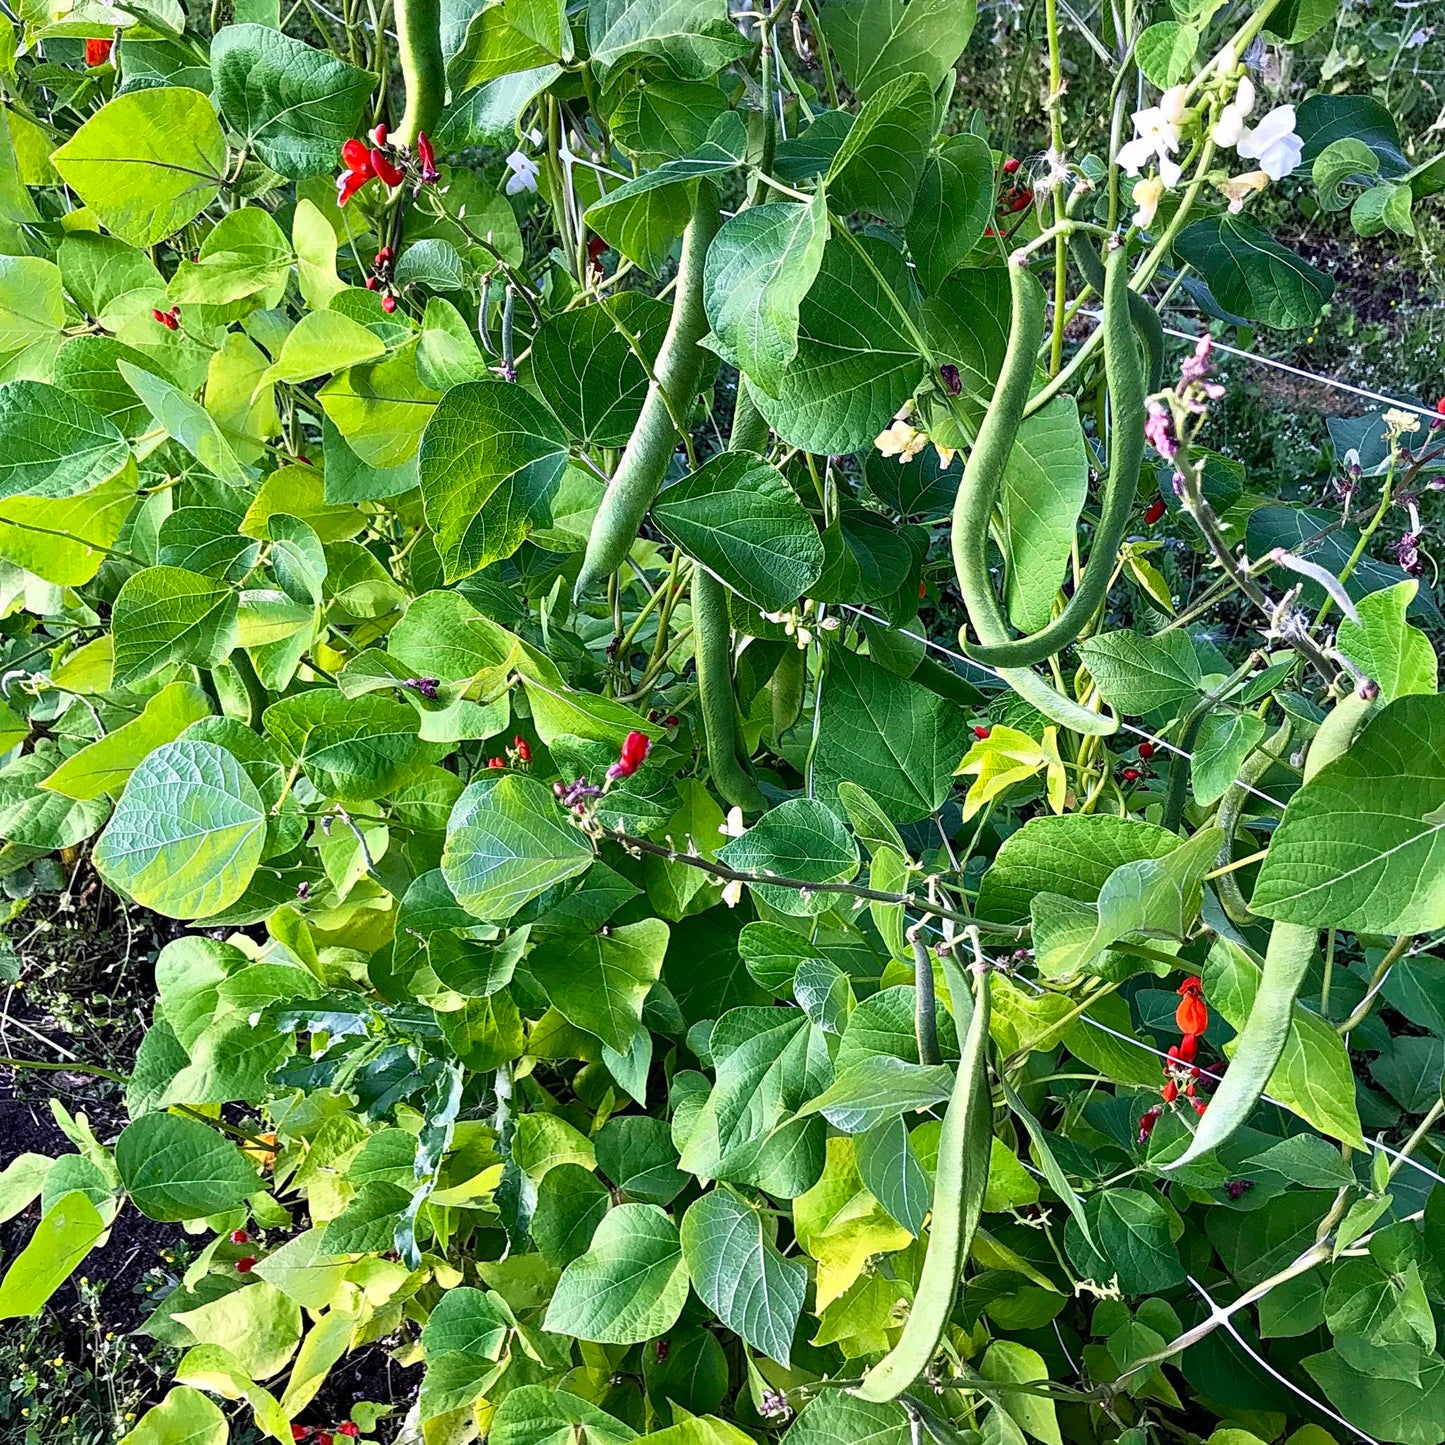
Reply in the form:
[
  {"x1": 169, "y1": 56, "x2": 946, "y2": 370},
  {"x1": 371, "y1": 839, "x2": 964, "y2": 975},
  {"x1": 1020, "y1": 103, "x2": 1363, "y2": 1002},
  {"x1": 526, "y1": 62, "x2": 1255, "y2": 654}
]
[{"x1": 295, "y1": 1340, "x2": 424, "y2": 1435}]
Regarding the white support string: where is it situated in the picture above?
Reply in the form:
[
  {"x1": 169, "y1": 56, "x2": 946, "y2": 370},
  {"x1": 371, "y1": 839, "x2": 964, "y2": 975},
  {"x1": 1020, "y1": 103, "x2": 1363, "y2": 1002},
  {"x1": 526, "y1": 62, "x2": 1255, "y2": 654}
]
[
  {"x1": 1186, "y1": 1276, "x2": 1385, "y2": 1445},
  {"x1": 835, "y1": 602, "x2": 1295, "y2": 814},
  {"x1": 1078, "y1": 307, "x2": 1442, "y2": 423},
  {"x1": 904, "y1": 910, "x2": 1445, "y2": 1191}
]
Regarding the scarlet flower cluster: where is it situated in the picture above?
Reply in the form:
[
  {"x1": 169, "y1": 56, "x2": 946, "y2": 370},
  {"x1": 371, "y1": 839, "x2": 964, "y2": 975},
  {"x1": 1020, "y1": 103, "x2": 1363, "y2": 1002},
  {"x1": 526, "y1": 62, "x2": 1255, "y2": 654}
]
[
  {"x1": 292, "y1": 1422, "x2": 358, "y2": 1443},
  {"x1": 996, "y1": 159, "x2": 1033, "y2": 215},
  {"x1": 151, "y1": 305, "x2": 180, "y2": 331},
  {"x1": 485, "y1": 736, "x2": 531, "y2": 770},
  {"x1": 1139, "y1": 975, "x2": 1211, "y2": 1144},
  {"x1": 336, "y1": 125, "x2": 439, "y2": 207}
]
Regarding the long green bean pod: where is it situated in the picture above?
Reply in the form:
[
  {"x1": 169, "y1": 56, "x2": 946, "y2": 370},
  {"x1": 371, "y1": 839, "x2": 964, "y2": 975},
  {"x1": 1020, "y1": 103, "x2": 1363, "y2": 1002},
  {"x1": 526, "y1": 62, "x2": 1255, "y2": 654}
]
[
  {"x1": 857, "y1": 960, "x2": 992, "y2": 1402},
  {"x1": 1214, "y1": 719, "x2": 1292, "y2": 925},
  {"x1": 951, "y1": 258, "x2": 1043, "y2": 641},
  {"x1": 575, "y1": 184, "x2": 721, "y2": 599},
  {"x1": 689, "y1": 387, "x2": 771, "y2": 812},
  {"x1": 692, "y1": 569, "x2": 767, "y2": 812},
  {"x1": 1067, "y1": 222, "x2": 1165, "y2": 394},
  {"x1": 962, "y1": 240, "x2": 1145, "y2": 669},
  {"x1": 1165, "y1": 691, "x2": 1375, "y2": 1170},
  {"x1": 395, "y1": 0, "x2": 445, "y2": 145},
  {"x1": 770, "y1": 643, "x2": 805, "y2": 734},
  {"x1": 949, "y1": 258, "x2": 1118, "y2": 737},
  {"x1": 911, "y1": 936, "x2": 941, "y2": 1067}
]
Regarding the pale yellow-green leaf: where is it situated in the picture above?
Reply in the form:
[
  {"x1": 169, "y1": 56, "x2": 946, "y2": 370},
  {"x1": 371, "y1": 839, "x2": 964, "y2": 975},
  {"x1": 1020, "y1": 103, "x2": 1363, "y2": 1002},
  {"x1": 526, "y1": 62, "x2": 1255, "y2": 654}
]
[
  {"x1": 174, "y1": 1345, "x2": 290, "y2": 1443},
  {"x1": 118, "y1": 1386, "x2": 228, "y2": 1445},
  {"x1": 0, "y1": 457, "x2": 137, "y2": 586},
  {"x1": 255, "y1": 309, "x2": 386, "y2": 393},
  {"x1": 793, "y1": 1135, "x2": 910, "y2": 1308},
  {"x1": 292, "y1": 199, "x2": 346, "y2": 309},
  {"x1": 172, "y1": 1279, "x2": 302, "y2": 1381},
  {"x1": 955, "y1": 724, "x2": 1048, "y2": 821},
  {"x1": 42, "y1": 680, "x2": 211, "y2": 800}
]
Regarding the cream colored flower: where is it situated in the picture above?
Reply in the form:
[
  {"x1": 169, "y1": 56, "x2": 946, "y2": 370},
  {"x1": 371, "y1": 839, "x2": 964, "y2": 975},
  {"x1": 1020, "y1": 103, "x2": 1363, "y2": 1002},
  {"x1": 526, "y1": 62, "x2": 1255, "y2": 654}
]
[
  {"x1": 1159, "y1": 84, "x2": 1190, "y2": 125},
  {"x1": 874, "y1": 417, "x2": 928, "y2": 462},
  {"x1": 718, "y1": 806, "x2": 746, "y2": 839},
  {"x1": 1383, "y1": 407, "x2": 1422, "y2": 438},
  {"x1": 934, "y1": 442, "x2": 957, "y2": 468},
  {"x1": 1132, "y1": 175, "x2": 1165, "y2": 228},
  {"x1": 1216, "y1": 169, "x2": 1269, "y2": 212}
]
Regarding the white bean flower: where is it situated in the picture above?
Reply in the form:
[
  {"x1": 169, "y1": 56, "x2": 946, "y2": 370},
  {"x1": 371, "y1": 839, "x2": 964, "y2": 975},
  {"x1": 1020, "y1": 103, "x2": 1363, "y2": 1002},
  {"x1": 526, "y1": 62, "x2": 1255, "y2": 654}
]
[
  {"x1": 1211, "y1": 75, "x2": 1255, "y2": 148},
  {"x1": 1117, "y1": 106, "x2": 1183, "y2": 187},
  {"x1": 504, "y1": 150, "x2": 540, "y2": 195},
  {"x1": 1236, "y1": 104, "x2": 1303, "y2": 181}
]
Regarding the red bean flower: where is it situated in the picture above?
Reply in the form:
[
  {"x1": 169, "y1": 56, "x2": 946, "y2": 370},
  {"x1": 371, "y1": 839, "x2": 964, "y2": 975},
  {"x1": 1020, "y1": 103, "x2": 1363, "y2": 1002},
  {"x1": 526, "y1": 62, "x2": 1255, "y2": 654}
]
[
  {"x1": 370, "y1": 147, "x2": 405, "y2": 188},
  {"x1": 417, "y1": 131, "x2": 440, "y2": 184},
  {"x1": 1175, "y1": 975, "x2": 1208, "y2": 1037},
  {"x1": 336, "y1": 138, "x2": 374, "y2": 205},
  {"x1": 608, "y1": 730, "x2": 651, "y2": 780},
  {"x1": 1144, "y1": 496, "x2": 1167, "y2": 525},
  {"x1": 85, "y1": 37, "x2": 113, "y2": 65},
  {"x1": 1137, "y1": 1104, "x2": 1162, "y2": 1145}
]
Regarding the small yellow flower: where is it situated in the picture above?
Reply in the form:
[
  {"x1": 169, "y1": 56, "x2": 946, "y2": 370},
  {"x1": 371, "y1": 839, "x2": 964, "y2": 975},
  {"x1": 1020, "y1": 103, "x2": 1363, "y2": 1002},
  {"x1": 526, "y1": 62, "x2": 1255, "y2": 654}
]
[
  {"x1": 933, "y1": 442, "x2": 957, "y2": 468},
  {"x1": 874, "y1": 418, "x2": 928, "y2": 462},
  {"x1": 1215, "y1": 169, "x2": 1269, "y2": 213},
  {"x1": 1131, "y1": 175, "x2": 1165, "y2": 228},
  {"x1": 1383, "y1": 407, "x2": 1421, "y2": 438}
]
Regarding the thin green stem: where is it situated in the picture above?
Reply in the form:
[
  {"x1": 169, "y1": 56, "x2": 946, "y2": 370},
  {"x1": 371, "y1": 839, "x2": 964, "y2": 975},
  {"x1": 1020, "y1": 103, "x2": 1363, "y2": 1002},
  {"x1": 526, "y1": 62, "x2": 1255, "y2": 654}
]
[
  {"x1": 600, "y1": 828, "x2": 1028, "y2": 939},
  {"x1": 1337, "y1": 934, "x2": 1413, "y2": 1035}
]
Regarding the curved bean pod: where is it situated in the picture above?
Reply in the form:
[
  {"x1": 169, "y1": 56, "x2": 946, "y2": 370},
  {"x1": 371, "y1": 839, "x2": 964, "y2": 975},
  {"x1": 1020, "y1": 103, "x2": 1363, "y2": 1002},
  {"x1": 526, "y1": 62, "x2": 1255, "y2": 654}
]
[
  {"x1": 575, "y1": 183, "x2": 721, "y2": 599},
  {"x1": 857, "y1": 960, "x2": 992, "y2": 1402},
  {"x1": 688, "y1": 386, "x2": 772, "y2": 812},
  {"x1": 396, "y1": 0, "x2": 445, "y2": 145},
  {"x1": 1165, "y1": 691, "x2": 1376, "y2": 1170},
  {"x1": 692, "y1": 568, "x2": 767, "y2": 812},
  {"x1": 1067, "y1": 225, "x2": 1164, "y2": 394},
  {"x1": 962, "y1": 239, "x2": 1145, "y2": 669},
  {"x1": 949, "y1": 258, "x2": 1119, "y2": 737}
]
